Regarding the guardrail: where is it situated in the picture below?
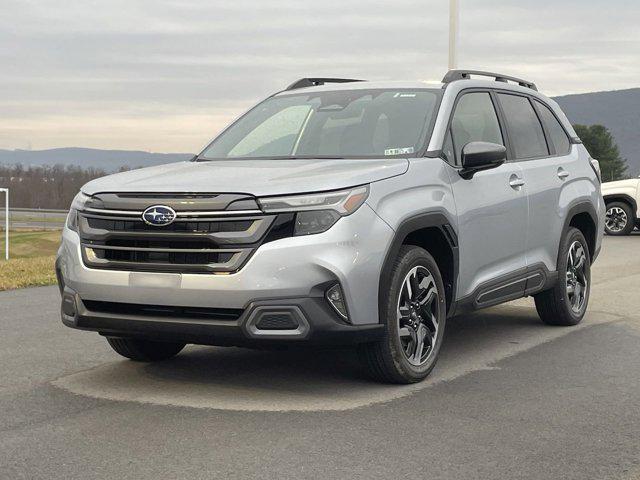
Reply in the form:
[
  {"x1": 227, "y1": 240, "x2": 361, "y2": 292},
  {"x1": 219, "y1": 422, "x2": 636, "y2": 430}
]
[
  {"x1": 9, "y1": 207, "x2": 69, "y2": 214},
  {"x1": 0, "y1": 208, "x2": 69, "y2": 231}
]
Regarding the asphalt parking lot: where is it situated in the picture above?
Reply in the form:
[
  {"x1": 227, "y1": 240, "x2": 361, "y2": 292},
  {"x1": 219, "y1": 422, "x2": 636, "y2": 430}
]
[{"x1": 1, "y1": 234, "x2": 639, "y2": 479}]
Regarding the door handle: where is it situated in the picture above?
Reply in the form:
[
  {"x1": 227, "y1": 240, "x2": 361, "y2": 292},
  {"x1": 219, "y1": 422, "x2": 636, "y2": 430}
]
[
  {"x1": 509, "y1": 175, "x2": 525, "y2": 188},
  {"x1": 557, "y1": 168, "x2": 570, "y2": 179}
]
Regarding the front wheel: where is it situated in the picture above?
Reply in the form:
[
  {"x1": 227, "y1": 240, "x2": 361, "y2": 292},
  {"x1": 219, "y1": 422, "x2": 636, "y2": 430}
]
[
  {"x1": 106, "y1": 337, "x2": 186, "y2": 362},
  {"x1": 534, "y1": 227, "x2": 591, "y2": 326},
  {"x1": 359, "y1": 246, "x2": 447, "y2": 384}
]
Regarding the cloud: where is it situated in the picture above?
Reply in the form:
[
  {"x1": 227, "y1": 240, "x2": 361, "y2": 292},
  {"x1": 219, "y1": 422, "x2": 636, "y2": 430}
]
[{"x1": 1, "y1": 0, "x2": 638, "y2": 151}]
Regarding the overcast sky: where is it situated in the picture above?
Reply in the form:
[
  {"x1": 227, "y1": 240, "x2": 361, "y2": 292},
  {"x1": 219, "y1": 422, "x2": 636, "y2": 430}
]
[{"x1": 2, "y1": 0, "x2": 639, "y2": 152}]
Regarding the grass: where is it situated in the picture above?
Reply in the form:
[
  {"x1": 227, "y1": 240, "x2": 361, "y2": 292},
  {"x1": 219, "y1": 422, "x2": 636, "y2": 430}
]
[
  {"x1": 0, "y1": 230, "x2": 61, "y2": 291},
  {"x1": 0, "y1": 256, "x2": 57, "y2": 291}
]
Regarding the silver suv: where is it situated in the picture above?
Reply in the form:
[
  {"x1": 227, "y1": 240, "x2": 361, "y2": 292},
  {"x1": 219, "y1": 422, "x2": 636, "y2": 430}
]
[{"x1": 57, "y1": 70, "x2": 605, "y2": 384}]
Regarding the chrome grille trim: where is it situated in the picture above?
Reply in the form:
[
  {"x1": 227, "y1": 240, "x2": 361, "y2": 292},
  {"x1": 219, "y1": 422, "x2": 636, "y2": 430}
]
[
  {"x1": 82, "y1": 244, "x2": 246, "y2": 253},
  {"x1": 176, "y1": 210, "x2": 263, "y2": 217},
  {"x1": 78, "y1": 215, "x2": 273, "y2": 245},
  {"x1": 77, "y1": 195, "x2": 277, "y2": 274},
  {"x1": 82, "y1": 207, "x2": 263, "y2": 217},
  {"x1": 83, "y1": 208, "x2": 141, "y2": 216},
  {"x1": 81, "y1": 245, "x2": 252, "y2": 273}
]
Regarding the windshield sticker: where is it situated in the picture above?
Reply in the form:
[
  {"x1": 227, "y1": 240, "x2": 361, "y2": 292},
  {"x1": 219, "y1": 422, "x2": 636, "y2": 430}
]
[
  {"x1": 385, "y1": 147, "x2": 414, "y2": 156},
  {"x1": 393, "y1": 93, "x2": 417, "y2": 98}
]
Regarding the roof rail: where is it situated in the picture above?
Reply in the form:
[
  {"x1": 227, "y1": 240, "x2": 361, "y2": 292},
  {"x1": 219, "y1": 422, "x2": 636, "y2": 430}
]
[
  {"x1": 442, "y1": 70, "x2": 537, "y2": 91},
  {"x1": 285, "y1": 77, "x2": 365, "y2": 91}
]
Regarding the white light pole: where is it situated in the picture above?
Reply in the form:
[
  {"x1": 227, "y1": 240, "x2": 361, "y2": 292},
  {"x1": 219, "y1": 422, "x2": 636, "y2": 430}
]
[
  {"x1": 0, "y1": 188, "x2": 7, "y2": 260},
  {"x1": 449, "y1": 0, "x2": 459, "y2": 70}
]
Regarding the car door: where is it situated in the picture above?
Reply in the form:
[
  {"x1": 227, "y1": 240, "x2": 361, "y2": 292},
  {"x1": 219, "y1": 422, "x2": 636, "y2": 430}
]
[
  {"x1": 496, "y1": 93, "x2": 573, "y2": 275},
  {"x1": 444, "y1": 90, "x2": 529, "y2": 305}
]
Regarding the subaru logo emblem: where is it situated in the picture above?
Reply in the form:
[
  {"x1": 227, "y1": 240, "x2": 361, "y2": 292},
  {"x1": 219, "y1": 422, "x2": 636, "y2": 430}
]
[{"x1": 142, "y1": 205, "x2": 176, "y2": 226}]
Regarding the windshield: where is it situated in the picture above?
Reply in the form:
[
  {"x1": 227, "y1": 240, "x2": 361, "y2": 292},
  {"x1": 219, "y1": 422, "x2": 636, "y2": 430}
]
[{"x1": 199, "y1": 89, "x2": 440, "y2": 160}]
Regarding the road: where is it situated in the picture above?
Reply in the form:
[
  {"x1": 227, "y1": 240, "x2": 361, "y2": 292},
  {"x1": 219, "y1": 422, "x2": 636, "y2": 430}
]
[{"x1": 1, "y1": 234, "x2": 640, "y2": 479}]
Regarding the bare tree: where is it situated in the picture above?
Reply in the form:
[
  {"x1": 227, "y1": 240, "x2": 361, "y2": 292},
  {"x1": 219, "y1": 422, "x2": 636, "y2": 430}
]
[{"x1": 0, "y1": 164, "x2": 108, "y2": 209}]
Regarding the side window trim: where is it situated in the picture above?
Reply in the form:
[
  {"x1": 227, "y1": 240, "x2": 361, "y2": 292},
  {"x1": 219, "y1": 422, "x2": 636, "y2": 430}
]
[
  {"x1": 443, "y1": 88, "x2": 509, "y2": 166},
  {"x1": 532, "y1": 98, "x2": 573, "y2": 157},
  {"x1": 443, "y1": 128, "x2": 458, "y2": 166},
  {"x1": 489, "y1": 89, "x2": 515, "y2": 162},
  {"x1": 529, "y1": 97, "x2": 555, "y2": 156},
  {"x1": 533, "y1": 98, "x2": 574, "y2": 139},
  {"x1": 495, "y1": 91, "x2": 551, "y2": 162}
]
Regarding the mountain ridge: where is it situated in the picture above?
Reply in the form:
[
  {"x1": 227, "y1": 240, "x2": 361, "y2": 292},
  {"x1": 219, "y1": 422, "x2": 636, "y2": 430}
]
[
  {"x1": 0, "y1": 147, "x2": 193, "y2": 172},
  {"x1": 553, "y1": 88, "x2": 639, "y2": 176}
]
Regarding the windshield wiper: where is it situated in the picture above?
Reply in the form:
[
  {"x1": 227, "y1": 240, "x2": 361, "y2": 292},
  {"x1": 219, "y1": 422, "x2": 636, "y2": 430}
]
[
  {"x1": 195, "y1": 155, "x2": 347, "y2": 161},
  {"x1": 288, "y1": 155, "x2": 346, "y2": 160}
]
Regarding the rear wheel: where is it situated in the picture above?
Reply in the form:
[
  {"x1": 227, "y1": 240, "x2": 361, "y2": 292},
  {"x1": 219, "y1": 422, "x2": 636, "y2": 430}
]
[
  {"x1": 359, "y1": 246, "x2": 446, "y2": 384},
  {"x1": 106, "y1": 337, "x2": 185, "y2": 362},
  {"x1": 534, "y1": 227, "x2": 590, "y2": 326},
  {"x1": 604, "y1": 202, "x2": 634, "y2": 235}
]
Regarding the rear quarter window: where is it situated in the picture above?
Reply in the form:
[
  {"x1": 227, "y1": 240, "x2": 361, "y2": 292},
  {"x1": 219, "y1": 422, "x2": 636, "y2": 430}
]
[{"x1": 534, "y1": 100, "x2": 571, "y2": 156}]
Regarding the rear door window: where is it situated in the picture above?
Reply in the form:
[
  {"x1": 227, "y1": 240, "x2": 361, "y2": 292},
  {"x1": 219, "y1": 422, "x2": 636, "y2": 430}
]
[
  {"x1": 497, "y1": 93, "x2": 549, "y2": 159},
  {"x1": 534, "y1": 100, "x2": 571, "y2": 156}
]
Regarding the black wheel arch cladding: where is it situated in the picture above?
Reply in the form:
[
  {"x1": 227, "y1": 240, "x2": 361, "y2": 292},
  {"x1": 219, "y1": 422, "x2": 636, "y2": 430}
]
[{"x1": 378, "y1": 212, "x2": 459, "y2": 322}]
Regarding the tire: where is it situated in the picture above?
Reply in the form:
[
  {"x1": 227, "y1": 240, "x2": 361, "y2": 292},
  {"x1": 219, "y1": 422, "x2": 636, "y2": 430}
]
[
  {"x1": 106, "y1": 337, "x2": 185, "y2": 362},
  {"x1": 534, "y1": 227, "x2": 591, "y2": 326},
  {"x1": 358, "y1": 245, "x2": 447, "y2": 384},
  {"x1": 604, "y1": 201, "x2": 635, "y2": 236}
]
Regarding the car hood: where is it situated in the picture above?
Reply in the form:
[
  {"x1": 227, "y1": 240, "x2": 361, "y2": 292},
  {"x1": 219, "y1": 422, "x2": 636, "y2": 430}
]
[{"x1": 81, "y1": 158, "x2": 409, "y2": 196}]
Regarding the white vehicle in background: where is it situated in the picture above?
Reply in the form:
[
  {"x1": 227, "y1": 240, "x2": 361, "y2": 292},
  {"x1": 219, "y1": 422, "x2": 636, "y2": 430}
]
[{"x1": 602, "y1": 177, "x2": 640, "y2": 235}]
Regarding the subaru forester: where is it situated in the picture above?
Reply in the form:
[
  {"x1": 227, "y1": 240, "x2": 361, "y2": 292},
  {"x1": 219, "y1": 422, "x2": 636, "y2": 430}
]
[{"x1": 57, "y1": 70, "x2": 605, "y2": 383}]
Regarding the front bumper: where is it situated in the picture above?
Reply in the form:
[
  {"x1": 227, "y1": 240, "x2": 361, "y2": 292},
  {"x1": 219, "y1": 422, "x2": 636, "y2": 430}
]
[
  {"x1": 56, "y1": 203, "x2": 394, "y2": 343},
  {"x1": 59, "y1": 286, "x2": 383, "y2": 346}
]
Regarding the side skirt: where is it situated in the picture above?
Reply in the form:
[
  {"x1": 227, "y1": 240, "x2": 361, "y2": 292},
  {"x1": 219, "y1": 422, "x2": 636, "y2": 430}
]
[{"x1": 451, "y1": 263, "x2": 558, "y2": 316}]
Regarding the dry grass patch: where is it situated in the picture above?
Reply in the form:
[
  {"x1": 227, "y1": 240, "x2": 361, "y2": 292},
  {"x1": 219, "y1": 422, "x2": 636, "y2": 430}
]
[
  {"x1": 0, "y1": 230, "x2": 61, "y2": 291},
  {"x1": 0, "y1": 229, "x2": 61, "y2": 258},
  {"x1": 0, "y1": 255, "x2": 57, "y2": 291}
]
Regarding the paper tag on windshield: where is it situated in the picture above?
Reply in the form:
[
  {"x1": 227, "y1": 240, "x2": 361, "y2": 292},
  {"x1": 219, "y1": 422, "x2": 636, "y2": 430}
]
[{"x1": 385, "y1": 147, "x2": 414, "y2": 156}]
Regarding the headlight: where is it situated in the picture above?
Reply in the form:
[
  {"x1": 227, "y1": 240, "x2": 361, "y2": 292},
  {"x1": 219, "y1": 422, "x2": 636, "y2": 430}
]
[
  {"x1": 66, "y1": 209, "x2": 78, "y2": 231},
  {"x1": 259, "y1": 185, "x2": 369, "y2": 236},
  {"x1": 66, "y1": 192, "x2": 91, "y2": 231}
]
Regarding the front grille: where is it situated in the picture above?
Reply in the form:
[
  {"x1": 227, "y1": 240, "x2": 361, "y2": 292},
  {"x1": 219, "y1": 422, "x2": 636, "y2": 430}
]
[
  {"x1": 83, "y1": 300, "x2": 243, "y2": 321},
  {"x1": 91, "y1": 247, "x2": 236, "y2": 265},
  {"x1": 77, "y1": 193, "x2": 293, "y2": 274},
  {"x1": 86, "y1": 217, "x2": 253, "y2": 233}
]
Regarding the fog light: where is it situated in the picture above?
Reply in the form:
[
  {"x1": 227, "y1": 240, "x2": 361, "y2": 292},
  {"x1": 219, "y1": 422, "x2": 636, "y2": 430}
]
[
  {"x1": 61, "y1": 292, "x2": 77, "y2": 317},
  {"x1": 326, "y1": 284, "x2": 349, "y2": 321}
]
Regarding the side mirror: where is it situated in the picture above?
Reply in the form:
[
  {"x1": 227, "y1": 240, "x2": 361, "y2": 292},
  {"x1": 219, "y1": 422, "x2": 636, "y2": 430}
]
[{"x1": 460, "y1": 141, "x2": 506, "y2": 179}]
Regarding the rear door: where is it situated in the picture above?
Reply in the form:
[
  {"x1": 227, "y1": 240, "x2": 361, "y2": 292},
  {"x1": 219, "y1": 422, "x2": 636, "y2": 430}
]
[
  {"x1": 496, "y1": 92, "x2": 575, "y2": 274},
  {"x1": 445, "y1": 90, "x2": 528, "y2": 304}
]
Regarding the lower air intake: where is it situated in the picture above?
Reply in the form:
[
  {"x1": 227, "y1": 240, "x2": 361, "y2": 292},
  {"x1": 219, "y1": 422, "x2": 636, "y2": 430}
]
[{"x1": 255, "y1": 313, "x2": 300, "y2": 330}]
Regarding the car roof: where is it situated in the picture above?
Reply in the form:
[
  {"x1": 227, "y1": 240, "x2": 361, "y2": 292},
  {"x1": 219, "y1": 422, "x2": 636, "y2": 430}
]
[{"x1": 274, "y1": 78, "x2": 553, "y2": 101}]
